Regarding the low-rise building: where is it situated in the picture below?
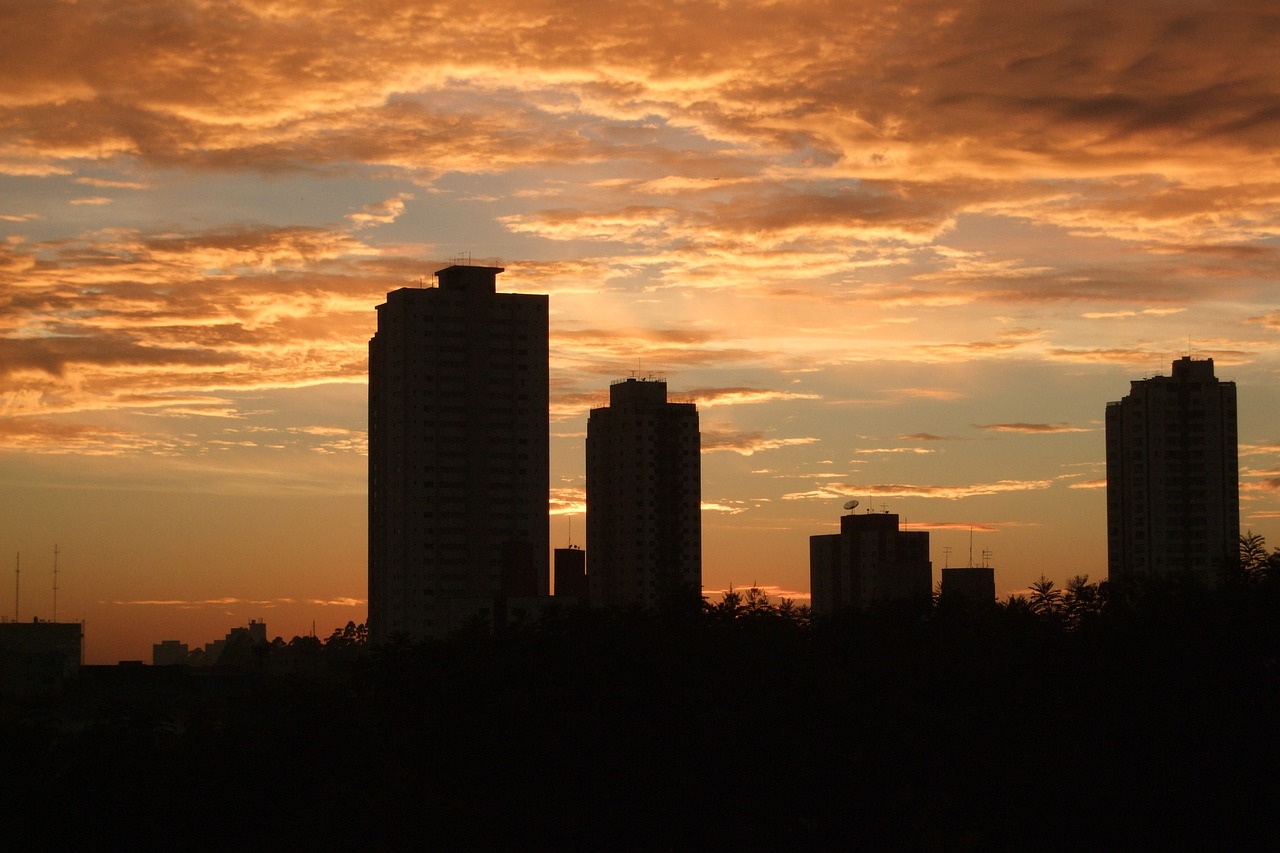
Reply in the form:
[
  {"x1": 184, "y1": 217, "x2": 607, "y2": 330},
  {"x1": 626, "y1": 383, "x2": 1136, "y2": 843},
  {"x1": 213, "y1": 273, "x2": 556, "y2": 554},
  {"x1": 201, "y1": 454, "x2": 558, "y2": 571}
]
[{"x1": 810, "y1": 509, "x2": 931, "y2": 616}]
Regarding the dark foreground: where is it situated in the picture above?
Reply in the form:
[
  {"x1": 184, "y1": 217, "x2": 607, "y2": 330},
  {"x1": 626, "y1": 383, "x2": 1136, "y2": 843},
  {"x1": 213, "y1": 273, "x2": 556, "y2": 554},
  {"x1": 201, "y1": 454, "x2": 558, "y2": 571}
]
[{"x1": 4, "y1": 587, "x2": 1278, "y2": 850}]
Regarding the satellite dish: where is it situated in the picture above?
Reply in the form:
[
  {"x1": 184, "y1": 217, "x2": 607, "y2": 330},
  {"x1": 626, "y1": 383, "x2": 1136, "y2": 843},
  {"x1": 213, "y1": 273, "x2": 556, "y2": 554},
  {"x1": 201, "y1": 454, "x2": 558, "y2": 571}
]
[{"x1": 843, "y1": 499, "x2": 860, "y2": 511}]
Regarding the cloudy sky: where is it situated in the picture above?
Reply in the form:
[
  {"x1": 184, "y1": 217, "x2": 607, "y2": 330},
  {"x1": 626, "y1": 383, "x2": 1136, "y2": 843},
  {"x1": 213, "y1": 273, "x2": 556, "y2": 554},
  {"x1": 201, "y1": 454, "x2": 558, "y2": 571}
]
[{"x1": 2, "y1": 0, "x2": 1278, "y2": 662}]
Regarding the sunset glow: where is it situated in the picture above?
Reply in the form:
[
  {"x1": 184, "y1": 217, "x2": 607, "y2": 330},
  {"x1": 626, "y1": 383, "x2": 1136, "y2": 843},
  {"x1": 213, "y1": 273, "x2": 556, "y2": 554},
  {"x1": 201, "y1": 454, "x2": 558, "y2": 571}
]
[{"x1": 2, "y1": 0, "x2": 1277, "y2": 662}]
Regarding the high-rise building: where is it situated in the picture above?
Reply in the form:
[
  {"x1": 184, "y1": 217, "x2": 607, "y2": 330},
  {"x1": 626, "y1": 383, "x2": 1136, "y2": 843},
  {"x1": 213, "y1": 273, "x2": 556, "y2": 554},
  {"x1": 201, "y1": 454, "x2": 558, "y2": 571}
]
[
  {"x1": 368, "y1": 265, "x2": 549, "y2": 642},
  {"x1": 809, "y1": 509, "x2": 932, "y2": 616},
  {"x1": 586, "y1": 377, "x2": 701, "y2": 607},
  {"x1": 1105, "y1": 356, "x2": 1239, "y2": 587}
]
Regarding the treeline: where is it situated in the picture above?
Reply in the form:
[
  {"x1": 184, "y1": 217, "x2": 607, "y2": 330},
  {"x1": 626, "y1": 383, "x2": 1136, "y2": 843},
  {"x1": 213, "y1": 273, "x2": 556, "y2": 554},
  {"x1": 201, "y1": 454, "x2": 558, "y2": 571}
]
[{"x1": 5, "y1": 548, "x2": 1279, "y2": 848}]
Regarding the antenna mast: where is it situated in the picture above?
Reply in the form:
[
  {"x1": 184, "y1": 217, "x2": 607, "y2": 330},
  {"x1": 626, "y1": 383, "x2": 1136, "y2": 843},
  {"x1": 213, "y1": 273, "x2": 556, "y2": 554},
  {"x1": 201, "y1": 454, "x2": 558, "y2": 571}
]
[
  {"x1": 14, "y1": 553, "x2": 20, "y2": 621},
  {"x1": 52, "y1": 544, "x2": 59, "y2": 622}
]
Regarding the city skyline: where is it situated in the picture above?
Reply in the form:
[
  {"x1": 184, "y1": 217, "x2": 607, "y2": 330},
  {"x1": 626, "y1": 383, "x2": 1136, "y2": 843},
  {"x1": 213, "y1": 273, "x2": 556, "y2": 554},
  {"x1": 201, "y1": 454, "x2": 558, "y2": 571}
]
[{"x1": 2, "y1": 1, "x2": 1278, "y2": 663}]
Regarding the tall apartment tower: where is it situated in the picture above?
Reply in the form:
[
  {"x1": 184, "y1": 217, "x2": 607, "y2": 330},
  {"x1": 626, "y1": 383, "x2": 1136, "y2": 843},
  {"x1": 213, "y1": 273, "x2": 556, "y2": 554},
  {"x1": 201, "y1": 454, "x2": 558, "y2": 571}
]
[
  {"x1": 368, "y1": 265, "x2": 549, "y2": 642},
  {"x1": 810, "y1": 509, "x2": 932, "y2": 616},
  {"x1": 1105, "y1": 356, "x2": 1239, "y2": 588},
  {"x1": 586, "y1": 377, "x2": 701, "y2": 607}
]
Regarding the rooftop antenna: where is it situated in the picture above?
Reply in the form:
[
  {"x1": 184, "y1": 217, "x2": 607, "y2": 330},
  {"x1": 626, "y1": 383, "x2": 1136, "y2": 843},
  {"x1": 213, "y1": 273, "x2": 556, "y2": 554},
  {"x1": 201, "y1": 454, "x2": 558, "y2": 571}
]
[
  {"x1": 52, "y1": 544, "x2": 59, "y2": 622},
  {"x1": 567, "y1": 515, "x2": 574, "y2": 548},
  {"x1": 14, "y1": 553, "x2": 19, "y2": 621},
  {"x1": 968, "y1": 526, "x2": 974, "y2": 568},
  {"x1": 943, "y1": 545, "x2": 952, "y2": 569}
]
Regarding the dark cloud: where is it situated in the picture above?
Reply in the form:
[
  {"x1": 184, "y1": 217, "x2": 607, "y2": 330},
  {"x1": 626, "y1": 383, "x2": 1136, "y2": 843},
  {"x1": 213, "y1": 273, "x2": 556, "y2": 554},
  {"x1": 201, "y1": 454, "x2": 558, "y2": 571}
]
[
  {"x1": 0, "y1": 334, "x2": 236, "y2": 379},
  {"x1": 5, "y1": 2, "x2": 1275, "y2": 177}
]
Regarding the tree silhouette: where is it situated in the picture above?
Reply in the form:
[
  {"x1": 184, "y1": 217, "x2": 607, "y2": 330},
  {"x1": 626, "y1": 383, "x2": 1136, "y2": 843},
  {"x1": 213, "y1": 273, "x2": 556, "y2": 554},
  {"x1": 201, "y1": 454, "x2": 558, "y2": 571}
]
[
  {"x1": 1002, "y1": 594, "x2": 1033, "y2": 616},
  {"x1": 1063, "y1": 575, "x2": 1104, "y2": 627},
  {"x1": 707, "y1": 586, "x2": 744, "y2": 621},
  {"x1": 1240, "y1": 530, "x2": 1269, "y2": 579},
  {"x1": 1028, "y1": 575, "x2": 1064, "y2": 617}
]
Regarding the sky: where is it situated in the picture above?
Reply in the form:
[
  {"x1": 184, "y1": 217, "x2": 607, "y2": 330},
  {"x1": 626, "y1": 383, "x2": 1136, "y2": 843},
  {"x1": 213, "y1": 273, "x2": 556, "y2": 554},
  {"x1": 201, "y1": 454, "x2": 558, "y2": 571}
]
[{"x1": 2, "y1": 0, "x2": 1278, "y2": 663}]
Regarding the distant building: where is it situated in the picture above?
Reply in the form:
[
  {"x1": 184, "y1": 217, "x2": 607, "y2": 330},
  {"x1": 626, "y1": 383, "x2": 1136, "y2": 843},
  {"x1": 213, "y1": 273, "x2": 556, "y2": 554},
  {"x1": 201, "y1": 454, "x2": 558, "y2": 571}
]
[
  {"x1": 0, "y1": 620, "x2": 83, "y2": 694},
  {"x1": 939, "y1": 566, "x2": 996, "y2": 608},
  {"x1": 368, "y1": 265, "x2": 550, "y2": 641},
  {"x1": 152, "y1": 639, "x2": 189, "y2": 666},
  {"x1": 554, "y1": 545, "x2": 588, "y2": 602},
  {"x1": 197, "y1": 619, "x2": 269, "y2": 666},
  {"x1": 810, "y1": 510, "x2": 932, "y2": 616},
  {"x1": 586, "y1": 377, "x2": 701, "y2": 607},
  {"x1": 1106, "y1": 357, "x2": 1239, "y2": 587}
]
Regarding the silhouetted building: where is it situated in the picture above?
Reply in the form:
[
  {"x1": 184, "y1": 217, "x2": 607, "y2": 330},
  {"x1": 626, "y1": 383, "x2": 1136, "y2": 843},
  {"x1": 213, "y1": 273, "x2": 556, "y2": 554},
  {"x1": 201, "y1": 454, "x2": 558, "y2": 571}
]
[
  {"x1": 810, "y1": 510, "x2": 932, "y2": 616},
  {"x1": 940, "y1": 566, "x2": 996, "y2": 607},
  {"x1": 199, "y1": 620, "x2": 269, "y2": 666},
  {"x1": 369, "y1": 265, "x2": 549, "y2": 641},
  {"x1": 586, "y1": 377, "x2": 701, "y2": 607},
  {"x1": 1106, "y1": 357, "x2": 1239, "y2": 587},
  {"x1": 153, "y1": 639, "x2": 189, "y2": 666},
  {"x1": 246, "y1": 619, "x2": 267, "y2": 643},
  {"x1": 0, "y1": 620, "x2": 83, "y2": 694},
  {"x1": 554, "y1": 545, "x2": 587, "y2": 602}
]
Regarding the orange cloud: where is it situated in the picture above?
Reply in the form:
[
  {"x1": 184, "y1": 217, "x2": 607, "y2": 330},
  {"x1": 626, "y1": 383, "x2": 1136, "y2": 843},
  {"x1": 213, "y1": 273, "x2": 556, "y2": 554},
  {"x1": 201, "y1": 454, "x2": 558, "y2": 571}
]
[
  {"x1": 346, "y1": 193, "x2": 415, "y2": 229},
  {"x1": 783, "y1": 479, "x2": 1056, "y2": 501},
  {"x1": 900, "y1": 521, "x2": 1003, "y2": 533},
  {"x1": 686, "y1": 387, "x2": 822, "y2": 407},
  {"x1": 551, "y1": 486, "x2": 586, "y2": 516},
  {"x1": 974, "y1": 423, "x2": 1091, "y2": 434},
  {"x1": 702, "y1": 429, "x2": 819, "y2": 456},
  {"x1": 1248, "y1": 311, "x2": 1280, "y2": 332},
  {"x1": 1069, "y1": 479, "x2": 1107, "y2": 490},
  {"x1": 851, "y1": 447, "x2": 935, "y2": 456}
]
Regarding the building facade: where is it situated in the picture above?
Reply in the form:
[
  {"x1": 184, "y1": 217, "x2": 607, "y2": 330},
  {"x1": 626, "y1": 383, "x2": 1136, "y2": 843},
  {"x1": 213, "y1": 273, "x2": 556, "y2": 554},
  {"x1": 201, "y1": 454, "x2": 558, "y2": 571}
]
[
  {"x1": 0, "y1": 620, "x2": 83, "y2": 694},
  {"x1": 368, "y1": 265, "x2": 549, "y2": 642},
  {"x1": 553, "y1": 545, "x2": 587, "y2": 602},
  {"x1": 1105, "y1": 356, "x2": 1239, "y2": 587},
  {"x1": 586, "y1": 377, "x2": 701, "y2": 607},
  {"x1": 810, "y1": 510, "x2": 932, "y2": 616},
  {"x1": 939, "y1": 566, "x2": 996, "y2": 608}
]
